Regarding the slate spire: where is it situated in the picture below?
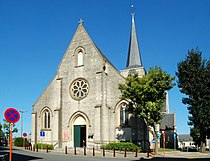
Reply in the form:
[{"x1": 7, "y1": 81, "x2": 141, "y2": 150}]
[{"x1": 126, "y1": 4, "x2": 142, "y2": 69}]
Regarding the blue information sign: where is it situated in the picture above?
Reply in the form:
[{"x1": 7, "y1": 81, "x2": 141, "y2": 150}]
[
  {"x1": 40, "y1": 131, "x2": 45, "y2": 137},
  {"x1": 174, "y1": 133, "x2": 176, "y2": 139},
  {"x1": 158, "y1": 134, "x2": 160, "y2": 139}
]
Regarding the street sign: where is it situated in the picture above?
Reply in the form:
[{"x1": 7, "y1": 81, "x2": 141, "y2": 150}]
[
  {"x1": 40, "y1": 131, "x2": 45, "y2": 137},
  {"x1": 158, "y1": 133, "x2": 160, "y2": 139},
  {"x1": 174, "y1": 133, "x2": 177, "y2": 139},
  {"x1": 23, "y1": 133, "x2": 27, "y2": 137},
  {"x1": 4, "y1": 108, "x2": 20, "y2": 123}
]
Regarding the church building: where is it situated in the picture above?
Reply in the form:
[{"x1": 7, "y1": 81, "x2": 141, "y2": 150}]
[{"x1": 31, "y1": 9, "x2": 175, "y2": 149}]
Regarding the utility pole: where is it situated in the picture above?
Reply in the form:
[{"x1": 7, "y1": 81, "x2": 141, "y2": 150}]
[{"x1": 20, "y1": 108, "x2": 27, "y2": 147}]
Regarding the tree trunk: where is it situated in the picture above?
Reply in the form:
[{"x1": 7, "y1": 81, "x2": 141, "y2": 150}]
[
  {"x1": 154, "y1": 131, "x2": 158, "y2": 154},
  {"x1": 199, "y1": 141, "x2": 205, "y2": 153}
]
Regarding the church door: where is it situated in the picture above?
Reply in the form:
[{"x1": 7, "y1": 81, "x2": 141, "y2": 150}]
[{"x1": 74, "y1": 125, "x2": 86, "y2": 147}]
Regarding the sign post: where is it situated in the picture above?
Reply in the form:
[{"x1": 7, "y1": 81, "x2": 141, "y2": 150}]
[
  {"x1": 40, "y1": 131, "x2": 45, "y2": 150},
  {"x1": 4, "y1": 108, "x2": 20, "y2": 161}
]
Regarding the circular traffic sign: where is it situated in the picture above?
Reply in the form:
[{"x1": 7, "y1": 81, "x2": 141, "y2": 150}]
[
  {"x1": 23, "y1": 133, "x2": 27, "y2": 137},
  {"x1": 4, "y1": 108, "x2": 20, "y2": 123}
]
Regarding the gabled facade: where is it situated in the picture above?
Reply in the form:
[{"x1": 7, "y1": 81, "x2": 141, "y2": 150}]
[
  {"x1": 31, "y1": 9, "x2": 175, "y2": 150},
  {"x1": 31, "y1": 17, "x2": 148, "y2": 148}
]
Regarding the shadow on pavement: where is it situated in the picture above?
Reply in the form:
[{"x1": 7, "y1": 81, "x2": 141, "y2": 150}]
[{"x1": 0, "y1": 146, "x2": 43, "y2": 161}]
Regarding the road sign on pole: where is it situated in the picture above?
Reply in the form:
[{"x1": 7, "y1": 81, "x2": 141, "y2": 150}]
[
  {"x1": 4, "y1": 108, "x2": 20, "y2": 123},
  {"x1": 23, "y1": 133, "x2": 27, "y2": 137},
  {"x1": 4, "y1": 107, "x2": 20, "y2": 161}
]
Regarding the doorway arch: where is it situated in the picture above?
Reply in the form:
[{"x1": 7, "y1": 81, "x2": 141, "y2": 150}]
[{"x1": 69, "y1": 111, "x2": 89, "y2": 147}]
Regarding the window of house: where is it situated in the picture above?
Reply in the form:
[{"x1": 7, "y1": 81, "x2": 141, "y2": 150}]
[
  {"x1": 43, "y1": 109, "x2": 51, "y2": 129},
  {"x1": 120, "y1": 103, "x2": 129, "y2": 126}
]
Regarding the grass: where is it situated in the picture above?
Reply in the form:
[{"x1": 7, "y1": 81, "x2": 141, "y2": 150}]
[{"x1": 158, "y1": 148, "x2": 178, "y2": 152}]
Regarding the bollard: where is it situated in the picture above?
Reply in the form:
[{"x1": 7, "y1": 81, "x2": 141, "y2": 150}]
[
  {"x1": 102, "y1": 148, "x2": 105, "y2": 157},
  {"x1": 46, "y1": 145, "x2": 48, "y2": 153},
  {"x1": 36, "y1": 144, "x2": 38, "y2": 152},
  {"x1": 135, "y1": 148, "x2": 138, "y2": 157},
  {"x1": 113, "y1": 149, "x2": 115, "y2": 157},
  {"x1": 31, "y1": 144, "x2": 32, "y2": 151},
  {"x1": 93, "y1": 147, "x2": 95, "y2": 156},
  {"x1": 33, "y1": 144, "x2": 35, "y2": 151},
  {"x1": 84, "y1": 146, "x2": 86, "y2": 156},
  {"x1": 65, "y1": 146, "x2": 67, "y2": 154},
  {"x1": 74, "y1": 147, "x2": 77, "y2": 155},
  {"x1": 124, "y1": 148, "x2": 127, "y2": 157}
]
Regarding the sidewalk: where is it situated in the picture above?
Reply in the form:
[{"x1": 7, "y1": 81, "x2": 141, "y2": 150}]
[
  {"x1": 157, "y1": 151, "x2": 210, "y2": 159},
  {"x1": 49, "y1": 147, "x2": 210, "y2": 159},
  {"x1": 14, "y1": 146, "x2": 210, "y2": 159}
]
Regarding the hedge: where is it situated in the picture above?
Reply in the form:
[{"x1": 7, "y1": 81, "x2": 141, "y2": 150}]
[
  {"x1": 14, "y1": 137, "x2": 29, "y2": 147},
  {"x1": 34, "y1": 143, "x2": 54, "y2": 150},
  {"x1": 101, "y1": 142, "x2": 140, "y2": 152}
]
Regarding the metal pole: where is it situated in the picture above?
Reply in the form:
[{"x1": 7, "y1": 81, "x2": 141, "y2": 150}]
[
  {"x1": 163, "y1": 130, "x2": 166, "y2": 157},
  {"x1": 9, "y1": 125, "x2": 13, "y2": 161},
  {"x1": 20, "y1": 109, "x2": 27, "y2": 147}
]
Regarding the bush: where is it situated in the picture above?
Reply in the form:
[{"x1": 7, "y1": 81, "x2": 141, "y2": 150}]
[
  {"x1": 34, "y1": 143, "x2": 54, "y2": 150},
  {"x1": 101, "y1": 142, "x2": 140, "y2": 152},
  {"x1": 14, "y1": 137, "x2": 29, "y2": 147}
]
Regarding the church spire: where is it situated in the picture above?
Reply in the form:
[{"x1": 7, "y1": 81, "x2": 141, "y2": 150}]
[{"x1": 126, "y1": 4, "x2": 142, "y2": 69}]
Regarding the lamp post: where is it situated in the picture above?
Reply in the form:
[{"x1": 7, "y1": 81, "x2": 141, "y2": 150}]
[{"x1": 20, "y1": 109, "x2": 27, "y2": 147}]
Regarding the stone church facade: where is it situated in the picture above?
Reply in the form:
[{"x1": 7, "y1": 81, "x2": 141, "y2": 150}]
[{"x1": 31, "y1": 12, "x2": 175, "y2": 149}]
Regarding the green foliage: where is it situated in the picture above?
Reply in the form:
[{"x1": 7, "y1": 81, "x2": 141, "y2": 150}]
[
  {"x1": 0, "y1": 123, "x2": 5, "y2": 138},
  {"x1": 35, "y1": 143, "x2": 54, "y2": 150},
  {"x1": 14, "y1": 137, "x2": 29, "y2": 147},
  {"x1": 190, "y1": 126, "x2": 201, "y2": 146},
  {"x1": 119, "y1": 66, "x2": 175, "y2": 128},
  {"x1": 3, "y1": 119, "x2": 18, "y2": 136},
  {"x1": 176, "y1": 48, "x2": 210, "y2": 152},
  {"x1": 101, "y1": 142, "x2": 140, "y2": 152}
]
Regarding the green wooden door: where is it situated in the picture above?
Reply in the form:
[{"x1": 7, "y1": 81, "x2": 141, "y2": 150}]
[{"x1": 74, "y1": 125, "x2": 80, "y2": 147}]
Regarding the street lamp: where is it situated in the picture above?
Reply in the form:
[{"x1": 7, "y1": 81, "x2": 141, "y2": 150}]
[{"x1": 20, "y1": 109, "x2": 27, "y2": 146}]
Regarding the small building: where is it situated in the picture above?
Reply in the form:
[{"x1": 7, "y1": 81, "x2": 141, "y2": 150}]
[{"x1": 178, "y1": 134, "x2": 195, "y2": 149}]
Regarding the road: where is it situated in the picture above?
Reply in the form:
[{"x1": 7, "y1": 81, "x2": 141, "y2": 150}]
[{"x1": 0, "y1": 146, "x2": 209, "y2": 161}]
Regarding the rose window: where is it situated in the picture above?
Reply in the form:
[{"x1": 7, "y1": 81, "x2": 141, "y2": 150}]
[{"x1": 70, "y1": 78, "x2": 89, "y2": 100}]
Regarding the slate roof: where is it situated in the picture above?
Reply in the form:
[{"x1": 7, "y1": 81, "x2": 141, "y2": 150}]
[
  {"x1": 126, "y1": 13, "x2": 142, "y2": 69},
  {"x1": 178, "y1": 134, "x2": 193, "y2": 142},
  {"x1": 160, "y1": 113, "x2": 176, "y2": 130}
]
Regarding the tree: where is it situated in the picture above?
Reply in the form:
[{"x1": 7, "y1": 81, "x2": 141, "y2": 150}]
[
  {"x1": 0, "y1": 123, "x2": 5, "y2": 138},
  {"x1": 176, "y1": 48, "x2": 210, "y2": 152},
  {"x1": 3, "y1": 119, "x2": 18, "y2": 139},
  {"x1": 119, "y1": 66, "x2": 175, "y2": 154}
]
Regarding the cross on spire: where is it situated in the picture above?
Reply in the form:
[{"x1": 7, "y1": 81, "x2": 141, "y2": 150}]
[
  {"x1": 131, "y1": 3, "x2": 135, "y2": 16},
  {"x1": 79, "y1": 19, "x2": 84, "y2": 25}
]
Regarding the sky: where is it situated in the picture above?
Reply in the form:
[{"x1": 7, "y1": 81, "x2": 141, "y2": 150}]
[{"x1": 0, "y1": 0, "x2": 210, "y2": 137}]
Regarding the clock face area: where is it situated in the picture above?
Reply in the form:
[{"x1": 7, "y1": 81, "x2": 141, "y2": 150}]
[{"x1": 70, "y1": 78, "x2": 89, "y2": 100}]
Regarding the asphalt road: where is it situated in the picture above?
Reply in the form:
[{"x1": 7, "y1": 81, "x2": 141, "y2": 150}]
[{"x1": 0, "y1": 146, "x2": 209, "y2": 161}]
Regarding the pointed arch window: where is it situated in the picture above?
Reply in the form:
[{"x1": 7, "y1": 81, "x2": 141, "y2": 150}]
[
  {"x1": 77, "y1": 51, "x2": 83, "y2": 66},
  {"x1": 74, "y1": 47, "x2": 86, "y2": 67},
  {"x1": 120, "y1": 103, "x2": 129, "y2": 126},
  {"x1": 42, "y1": 109, "x2": 51, "y2": 129}
]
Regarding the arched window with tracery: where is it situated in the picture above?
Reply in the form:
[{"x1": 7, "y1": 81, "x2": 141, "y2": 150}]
[
  {"x1": 42, "y1": 109, "x2": 51, "y2": 129},
  {"x1": 120, "y1": 103, "x2": 129, "y2": 126}
]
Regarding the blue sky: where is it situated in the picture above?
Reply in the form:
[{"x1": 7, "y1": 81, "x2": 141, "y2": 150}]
[{"x1": 0, "y1": 0, "x2": 210, "y2": 137}]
